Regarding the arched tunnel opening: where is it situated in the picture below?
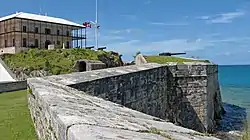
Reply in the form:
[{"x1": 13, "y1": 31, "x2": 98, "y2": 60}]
[{"x1": 78, "y1": 61, "x2": 87, "y2": 72}]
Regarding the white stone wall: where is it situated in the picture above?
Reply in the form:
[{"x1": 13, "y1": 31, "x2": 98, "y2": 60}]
[
  {"x1": 0, "y1": 46, "x2": 29, "y2": 55},
  {"x1": 0, "y1": 60, "x2": 15, "y2": 82}
]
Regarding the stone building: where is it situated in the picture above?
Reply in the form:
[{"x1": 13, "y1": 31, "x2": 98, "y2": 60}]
[{"x1": 0, "y1": 12, "x2": 86, "y2": 54}]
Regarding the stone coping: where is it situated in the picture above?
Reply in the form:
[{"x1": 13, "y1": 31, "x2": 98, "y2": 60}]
[
  {"x1": 42, "y1": 63, "x2": 216, "y2": 86},
  {"x1": 42, "y1": 63, "x2": 164, "y2": 85}
]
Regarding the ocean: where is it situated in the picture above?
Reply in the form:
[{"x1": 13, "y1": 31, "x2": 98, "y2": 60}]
[
  {"x1": 219, "y1": 65, "x2": 250, "y2": 114},
  {"x1": 218, "y1": 65, "x2": 250, "y2": 131}
]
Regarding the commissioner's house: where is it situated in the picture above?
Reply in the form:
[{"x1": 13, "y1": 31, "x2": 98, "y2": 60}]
[{"x1": 0, "y1": 12, "x2": 86, "y2": 54}]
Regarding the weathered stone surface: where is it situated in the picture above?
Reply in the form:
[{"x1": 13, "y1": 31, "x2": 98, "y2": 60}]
[
  {"x1": 40, "y1": 63, "x2": 224, "y2": 133},
  {"x1": 135, "y1": 54, "x2": 147, "y2": 65},
  {"x1": 28, "y1": 75, "x2": 220, "y2": 140}
]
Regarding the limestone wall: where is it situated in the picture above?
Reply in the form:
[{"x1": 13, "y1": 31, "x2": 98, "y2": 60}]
[
  {"x1": 27, "y1": 66, "x2": 220, "y2": 140},
  {"x1": 41, "y1": 63, "x2": 223, "y2": 133}
]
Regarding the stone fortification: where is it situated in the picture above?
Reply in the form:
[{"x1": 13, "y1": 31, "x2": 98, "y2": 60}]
[
  {"x1": 27, "y1": 63, "x2": 224, "y2": 139},
  {"x1": 42, "y1": 63, "x2": 223, "y2": 133}
]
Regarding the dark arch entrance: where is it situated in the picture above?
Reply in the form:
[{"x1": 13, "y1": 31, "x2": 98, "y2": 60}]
[
  {"x1": 45, "y1": 40, "x2": 51, "y2": 49},
  {"x1": 78, "y1": 61, "x2": 87, "y2": 72}
]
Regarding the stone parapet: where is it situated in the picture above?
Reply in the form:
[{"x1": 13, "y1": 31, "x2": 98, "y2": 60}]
[
  {"x1": 27, "y1": 76, "x2": 219, "y2": 140},
  {"x1": 27, "y1": 63, "x2": 224, "y2": 139}
]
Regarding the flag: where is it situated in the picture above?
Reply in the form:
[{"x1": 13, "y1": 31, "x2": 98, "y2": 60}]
[{"x1": 83, "y1": 22, "x2": 91, "y2": 28}]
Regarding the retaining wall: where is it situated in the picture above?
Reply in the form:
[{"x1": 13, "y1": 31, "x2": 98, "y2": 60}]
[
  {"x1": 0, "y1": 80, "x2": 27, "y2": 93},
  {"x1": 0, "y1": 58, "x2": 16, "y2": 82},
  {"x1": 27, "y1": 75, "x2": 219, "y2": 140},
  {"x1": 39, "y1": 63, "x2": 224, "y2": 133}
]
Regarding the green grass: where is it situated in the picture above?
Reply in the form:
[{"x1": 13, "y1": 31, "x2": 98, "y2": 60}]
[
  {"x1": 0, "y1": 90, "x2": 37, "y2": 140},
  {"x1": 145, "y1": 56, "x2": 210, "y2": 64},
  {"x1": 1, "y1": 48, "x2": 118, "y2": 75}
]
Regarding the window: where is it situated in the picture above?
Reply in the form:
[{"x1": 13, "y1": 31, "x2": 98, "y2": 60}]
[
  {"x1": 13, "y1": 39, "x2": 15, "y2": 46},
  {"x1": 5, "y1": 40, "x2": 7, "y2": 47},
  {"x1": 12, "y1": 25, "x2": 15, "y2": 31},
  {"x1": 66, "y1": 31, "x2": 70, "y2": 36},
  {"x1": 35, "y1": 39, "x2": 39, "y2": 47},
  {"x1": 57, "y1": 30, "x2": 60, "y2": 35},
  {"x1": 35, "y1": 27, "x2": 39, "y2": 33},
  {"x1": 57, "y1": 41, "x2": 60, "y2": 45},
  {"x1": 45, "y1": 28, "x2": 51, "y2": 34},
  {"x1": 23, "y1": 26, "x2": 26, "y2": 32},
  {"x1": 66, "y1": 41, "x2": 70, "y2": 48},
  {"x1": 23, "y1": 38, "x2": 27, "y2": 47}
]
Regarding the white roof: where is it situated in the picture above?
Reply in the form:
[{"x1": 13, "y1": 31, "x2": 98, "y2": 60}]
[{"x1": 0, "y1": 12, "x2": 85, "y2": 28}]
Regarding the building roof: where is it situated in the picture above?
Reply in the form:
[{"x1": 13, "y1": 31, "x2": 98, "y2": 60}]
[{"x1": 0, "y1": 12, "x2": 85, "y2": 28}]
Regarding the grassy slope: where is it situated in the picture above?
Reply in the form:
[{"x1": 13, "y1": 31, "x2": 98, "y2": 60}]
[
  {"x1": 0, "y1": 90, "x2": 36, "y2": 140},
  {"x1": 1, "y1": 48, "x2": 117, "y2": 75},
  {"x1": 145, "y1": 56, "x2": 210, "y2": 64}
]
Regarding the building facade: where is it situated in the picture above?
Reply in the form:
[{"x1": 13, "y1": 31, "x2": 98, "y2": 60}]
[{"x1": 0, "y1": 12, "x2": 86, "y2": 54}]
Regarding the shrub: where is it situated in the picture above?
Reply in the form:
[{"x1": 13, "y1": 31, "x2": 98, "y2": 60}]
[{"x1": 1, "y1": 48, "x2": 119, "y2": 75}]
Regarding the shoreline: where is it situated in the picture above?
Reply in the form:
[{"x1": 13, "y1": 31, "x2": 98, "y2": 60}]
[{"x1": 215, "y1": 103, "x2": 247, "y2": 139}]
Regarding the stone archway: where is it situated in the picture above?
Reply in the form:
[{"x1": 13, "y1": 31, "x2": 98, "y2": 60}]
[
  {"x1": 78, "y1": 61, "x2": 87, "y2": 72},
  {"x1": 45, "y1": 40, "x2": 51, "y2": 49}
]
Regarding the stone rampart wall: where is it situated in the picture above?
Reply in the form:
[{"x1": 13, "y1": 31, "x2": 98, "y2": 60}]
[
  {"x1": 41, "y1": 63, "x2": 223, "y2": 133},
  {"x1": 27, "y1": 76, "x2": 219, "y2": 140}
]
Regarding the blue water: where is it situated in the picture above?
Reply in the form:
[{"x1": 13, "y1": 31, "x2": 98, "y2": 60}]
[
  {"x1": 219, "y1": 65, "x2": 250, "y2": 118},
  {"x1": 216, "y1": 65, "x2": 250, "y2": 132}
]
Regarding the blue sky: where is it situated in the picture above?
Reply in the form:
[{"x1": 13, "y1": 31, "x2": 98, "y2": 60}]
[{"x1": 1, "y1": 0, "x2": 250, "y2": 64}]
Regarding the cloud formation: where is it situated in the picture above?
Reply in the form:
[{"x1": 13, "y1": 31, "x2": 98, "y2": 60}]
[
  {"x1": 199, "y1": 11, "x2": 245, "y2": 24},
  {"x1": 120, "y1": 14, "x2": 137, "y2": 20},
  {"x1": 105, "y1": 36, "x2": 250, "y2": 61},
  {"x1": 110, "y1": 29, "x2": 136, "y2": 34},
  {"x1": 150, "y1": 22, "x2": 189, "y2": 26}
]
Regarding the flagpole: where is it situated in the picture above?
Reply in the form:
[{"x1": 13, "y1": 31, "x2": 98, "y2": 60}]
[{"x1": 95, "y1": 0, "x2": 98, "y2": 49}]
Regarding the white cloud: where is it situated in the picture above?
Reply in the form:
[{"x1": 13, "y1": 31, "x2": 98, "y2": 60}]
[
  {"x1": 199, "y1": 16, "x2": 210, "y2": 20},
  {"x1": 150, "y1": 22, "x2": 189, "y2": 26},
  {"x1": 110, "y1": 29, "x2": 135, "y2": 34},
  {"x1": 105, "y1": 36, "x2": 250, "y2": 61},
  {"x1": 198, "y1": 11, "x2": 245, "y2": 24},
  {"x1": 106, "y1": 38, "x2": 211, "y2": 55},
  {"x1": 210, "y1": 37, "x2": 250, "y2": 43},
  {"x1": 120, "y1": 14, "x2": 137, "y2": 20},
  {"x1": 101, "y1": 35, "x2": 125, "y2": 42}
]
